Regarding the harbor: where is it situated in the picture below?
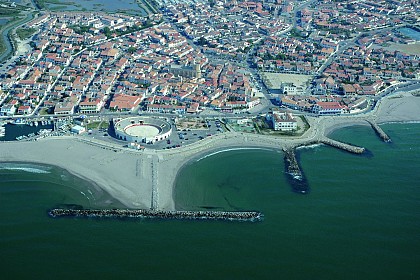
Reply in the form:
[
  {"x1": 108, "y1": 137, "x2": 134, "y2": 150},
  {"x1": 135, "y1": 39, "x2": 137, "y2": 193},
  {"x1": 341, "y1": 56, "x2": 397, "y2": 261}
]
[
  {"x1": 48, "y1": 208, "x2": 263, "y2": 222},
  {"x1": 0, "y1": 119, "x2": 55, "y2": 141}
]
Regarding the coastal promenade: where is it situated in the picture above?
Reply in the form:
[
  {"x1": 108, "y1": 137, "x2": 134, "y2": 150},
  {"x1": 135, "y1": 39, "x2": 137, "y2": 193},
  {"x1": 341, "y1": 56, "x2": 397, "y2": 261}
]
[{"x1": 0, "y1": 91, "x2": 419, "y2": 210}]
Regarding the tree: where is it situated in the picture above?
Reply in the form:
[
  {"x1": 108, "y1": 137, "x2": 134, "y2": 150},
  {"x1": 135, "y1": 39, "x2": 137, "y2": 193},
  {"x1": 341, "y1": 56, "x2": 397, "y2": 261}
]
[
  {"x1": 103, "y1": 27, "x2": 111, "y2": 38},
  {"x1": 197, "y1": 36, "x2": 207, "y2": 46}
]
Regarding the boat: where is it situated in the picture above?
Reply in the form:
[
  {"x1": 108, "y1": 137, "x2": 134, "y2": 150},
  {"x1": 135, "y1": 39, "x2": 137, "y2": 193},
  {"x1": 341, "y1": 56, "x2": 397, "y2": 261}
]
[
  {"x1": 11, "y1": 119, "x2": 26, "y2": 125},
  {"x1": 34, "y1": 121, "x2": 39, "y2": 127}
]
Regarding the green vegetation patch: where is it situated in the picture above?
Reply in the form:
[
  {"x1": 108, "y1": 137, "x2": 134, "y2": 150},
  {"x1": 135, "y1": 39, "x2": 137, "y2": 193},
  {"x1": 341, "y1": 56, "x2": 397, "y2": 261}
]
[
  {"x1": 86, "y1": 121, "x2": 109, "y2": 130},
  {"x1": 16, "y1": 27, "x2": 37, "y2": 40},
  {"x1": 35, "y1": 0, "x2": 74, "y2": 9},
  {"x1": 0, "y1": 8, "x2": 21, "y2": 17}
]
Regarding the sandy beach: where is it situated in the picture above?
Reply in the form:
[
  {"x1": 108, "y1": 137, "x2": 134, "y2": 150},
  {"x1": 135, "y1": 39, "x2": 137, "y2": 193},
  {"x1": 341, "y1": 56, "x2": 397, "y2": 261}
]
[
  {"x1": 1, "y1": 91, "x2": 419, "y2": 210},
  {"x1": 0, "y1": 138, "x2": 153, "y2": 209}
]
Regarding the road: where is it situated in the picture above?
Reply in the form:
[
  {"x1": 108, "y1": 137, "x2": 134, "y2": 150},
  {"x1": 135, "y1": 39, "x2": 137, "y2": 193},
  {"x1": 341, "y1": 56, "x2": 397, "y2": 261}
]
[{"x1": 0, "y1": 11, "x2": 36, "y2": 62}]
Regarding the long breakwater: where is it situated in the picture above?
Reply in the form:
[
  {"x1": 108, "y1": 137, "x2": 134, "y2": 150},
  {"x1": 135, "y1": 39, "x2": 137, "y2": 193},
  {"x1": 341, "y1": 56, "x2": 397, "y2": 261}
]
[{"x1": 48, "y1": 208, "x2": 263, "y2": 222}]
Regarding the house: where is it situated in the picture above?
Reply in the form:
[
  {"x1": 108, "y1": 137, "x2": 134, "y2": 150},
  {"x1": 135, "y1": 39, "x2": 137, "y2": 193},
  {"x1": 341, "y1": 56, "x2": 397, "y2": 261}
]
[
  {"x1": 343, "y1": 84, "x2": 357, "y2": 95},
  {"x1": 17, "y1": 105, "x2": 32, "y2": 115},
  {"x1": 109, "y1": 94, "x2": 142, "y2": 112},
  {"x1": 0, "y1": 104, "x2": 16, "y2": 116},
  {"x1": 71, "y1": 125, "x2": 86, "y2": 134},
  {"x1": 79, "y1": 99, "x2": 104, "y2": 114},
  {"x1": 312, "y1": 101, "x2": 343, "y2": 115},
  {"x1": 281, "y1": 83, "x2": 298, "y2": 95},
  {"x1": 54, "y1": 101, "x2": 75, "y2": 115}
]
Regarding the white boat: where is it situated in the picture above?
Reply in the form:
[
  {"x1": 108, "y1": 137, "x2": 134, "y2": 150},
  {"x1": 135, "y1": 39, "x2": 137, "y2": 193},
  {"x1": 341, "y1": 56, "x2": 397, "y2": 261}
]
[{"x1": 12, "y1": 119, "x2": 26, "y2": 125}]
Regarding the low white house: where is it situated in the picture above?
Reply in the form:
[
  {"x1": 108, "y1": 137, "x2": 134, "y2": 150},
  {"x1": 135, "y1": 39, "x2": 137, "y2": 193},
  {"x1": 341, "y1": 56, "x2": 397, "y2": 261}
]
[
  {"x1": 71, "y1": 125, "x2": 86, "y2": 134},
  {"x1": 0, "y1": 104, "x2": 16, "y2": 116}
]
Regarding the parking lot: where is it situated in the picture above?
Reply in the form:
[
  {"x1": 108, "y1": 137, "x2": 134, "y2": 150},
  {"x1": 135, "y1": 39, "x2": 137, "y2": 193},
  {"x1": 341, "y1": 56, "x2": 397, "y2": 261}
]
[
  {"x1": 80, "y1": 118, "x2": 225, "y2": 150},
  {"x1": 152, "y1": 119, "x2": 224, "y2": 150}
]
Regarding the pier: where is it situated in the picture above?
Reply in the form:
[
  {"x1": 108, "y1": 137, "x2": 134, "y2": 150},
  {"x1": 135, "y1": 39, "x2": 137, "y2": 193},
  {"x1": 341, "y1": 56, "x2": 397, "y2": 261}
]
[
  {"x1": 48, "y1": 208, "x2": 263, "y2": 222},
  {"x1": 367, "y1": 120, "x2": 391, "y2": 142}
]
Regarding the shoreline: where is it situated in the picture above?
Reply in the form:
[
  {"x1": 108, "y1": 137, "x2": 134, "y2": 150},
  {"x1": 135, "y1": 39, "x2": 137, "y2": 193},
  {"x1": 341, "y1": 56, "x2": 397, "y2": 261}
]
[
  {"x1": 0, "y1": 160, "x2": 127, "y2": 208},
  {"x1": 0, "y1": 92, "x2": 419, "y2": 210},
  {"x1": 171, "y1": 146, "x2": 279, "y2": 210}
]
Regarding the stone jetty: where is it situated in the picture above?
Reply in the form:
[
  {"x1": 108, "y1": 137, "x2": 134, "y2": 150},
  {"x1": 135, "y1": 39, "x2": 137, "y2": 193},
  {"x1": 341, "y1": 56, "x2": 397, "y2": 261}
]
[
  {"x1": 283, "y1": 148, "x2": 302, "y2": 179},
  {"x1": 283, "y1": 147, "x2": 309, "y2": 194},
  {"x1": 48, "y1": 208, "x2": 263, "y2": 222},
  {"x1": 367, "y1": 120, "x2": 391, "y2": 142},
  {"x1": 319, "y1": 138, "x2": 365, "y2": 154}
]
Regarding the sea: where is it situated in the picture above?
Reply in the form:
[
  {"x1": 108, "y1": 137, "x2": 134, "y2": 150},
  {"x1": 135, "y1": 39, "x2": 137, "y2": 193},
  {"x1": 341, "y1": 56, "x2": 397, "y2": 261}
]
[{"x1": 1, "y1": 123, "x2": 419, "y2": 279}]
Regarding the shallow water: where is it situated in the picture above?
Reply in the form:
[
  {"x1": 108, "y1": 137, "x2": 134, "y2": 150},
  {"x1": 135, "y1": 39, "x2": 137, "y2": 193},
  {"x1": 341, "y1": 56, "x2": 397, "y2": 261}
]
[{"x1": 44, "y1": 0, "x2": 147, "y2": 15}]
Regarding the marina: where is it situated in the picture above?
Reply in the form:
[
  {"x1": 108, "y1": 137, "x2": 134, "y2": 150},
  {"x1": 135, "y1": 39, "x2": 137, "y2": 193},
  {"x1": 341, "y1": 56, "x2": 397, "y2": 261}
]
[{"x1": 0, "y1": 120, "x2": 55, "y2": 141}]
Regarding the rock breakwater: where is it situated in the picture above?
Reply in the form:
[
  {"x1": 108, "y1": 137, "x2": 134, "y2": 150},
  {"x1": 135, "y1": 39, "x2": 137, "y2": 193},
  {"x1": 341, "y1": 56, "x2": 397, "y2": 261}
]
[
  {"x1": 48, "y1": 208, "x2": 263, "y2": 222},
  {"x1": 367, "y1": 121, "x2": 391, "y2": 142}
]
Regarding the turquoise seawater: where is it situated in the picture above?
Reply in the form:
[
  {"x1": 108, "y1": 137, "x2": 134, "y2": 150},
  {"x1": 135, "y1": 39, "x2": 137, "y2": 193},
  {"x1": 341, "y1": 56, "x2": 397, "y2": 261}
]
[{"x1": 1, "y1": 124, "x2": 419, "y2": 279}]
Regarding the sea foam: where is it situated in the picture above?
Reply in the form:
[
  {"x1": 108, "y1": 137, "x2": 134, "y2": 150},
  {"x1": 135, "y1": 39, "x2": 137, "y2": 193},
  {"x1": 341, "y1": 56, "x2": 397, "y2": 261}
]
[
  {"x1": 0, "y1": 163, "x2": 51, "y2": 174},
  {"x1": 196, "y1": 147, "x2": 271, "y2": 162}
]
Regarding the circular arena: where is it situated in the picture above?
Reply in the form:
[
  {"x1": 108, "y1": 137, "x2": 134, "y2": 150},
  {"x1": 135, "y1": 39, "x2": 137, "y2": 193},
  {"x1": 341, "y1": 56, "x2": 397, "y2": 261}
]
[{"x1": 114, "y1": 117, "x2": 172, "y2": 144}]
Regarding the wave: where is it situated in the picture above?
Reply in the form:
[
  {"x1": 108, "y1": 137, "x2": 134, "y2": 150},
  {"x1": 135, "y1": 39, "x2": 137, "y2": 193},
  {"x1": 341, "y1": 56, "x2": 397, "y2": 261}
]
[
  {"x1": 0, "y1": 163, "x2": 51, "y2": 174},
  {"x1": 296, "y1": 143, "x2": 323, "y2": 150},
  {"x1": 196, "y1": 147, "x2": 272, "y2": 162}
]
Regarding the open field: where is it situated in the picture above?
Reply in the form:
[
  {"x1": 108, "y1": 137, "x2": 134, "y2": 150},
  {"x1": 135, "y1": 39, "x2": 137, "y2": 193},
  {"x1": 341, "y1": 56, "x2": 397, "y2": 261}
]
[
  {"x1": 260, "y1": 72, "x2": 313, "y2": 90},
  {"x1": 386, "y1": 42, "x2": 420, "y2": 55}
]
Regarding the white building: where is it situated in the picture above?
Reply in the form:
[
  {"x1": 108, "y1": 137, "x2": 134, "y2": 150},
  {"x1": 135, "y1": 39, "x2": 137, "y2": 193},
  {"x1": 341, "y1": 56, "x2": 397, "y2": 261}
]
[
  {"x1": 267, "y1": 110, "x2": 297, "y2": 131},
  {"x1": 0, "y1": 104, "x2": 16, "y2": 116},
  {"x1": 71, "y1": 125, "x2": 86, "y2": 134},
  {"x1": 281, "y1": 83, "x2": 304, "y2": 95},
  {"x1": 312, "y1": 101, "x2": 343, "y2": 115}
]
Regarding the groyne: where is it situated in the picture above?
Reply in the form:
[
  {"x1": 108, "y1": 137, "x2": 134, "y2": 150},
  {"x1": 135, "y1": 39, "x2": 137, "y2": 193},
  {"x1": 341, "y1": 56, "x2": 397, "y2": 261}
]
[
  {"x1": 367, "y1": 121, "x2": 391, "y2": 142},
  {"x1": 319, "y1": 138, "x2": 365, "y2": 154},
  {"x1": 48, "y1": 208, "x2": 263, "y2": 222},
  {"x1": 283, "y1": 148, "x2": 301, "y2": 178},
  {"x1": 283, "y1": 147, "x2": 309, "y2": 194}
]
